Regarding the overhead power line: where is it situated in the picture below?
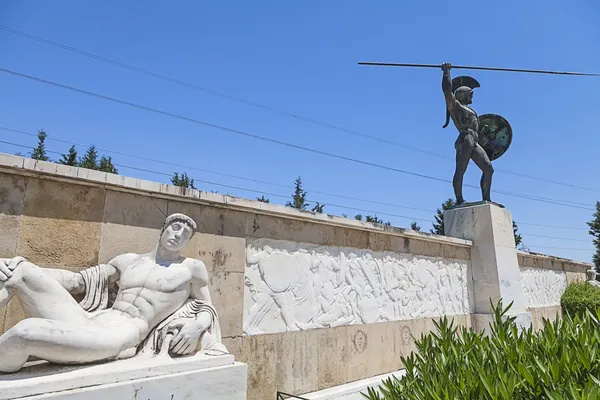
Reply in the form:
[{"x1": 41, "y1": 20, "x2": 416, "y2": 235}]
[
  {"x1": 521, "y1": 233, "x2": 591, "y2": 243},
  {"x1": 0, "y1": 67, "x2": 594, "y2": 212},
  {"x1": 0, "y1": 126, "x2": 435, "y2": 214},
  {"x1": 0, "y1": 136, "x2": 592, "y2": 236},
  {"x1": 1, "y1": 25, "x2": 599, "y2": 194},
  {"x1": 0, "y1": 139, "x2": 433, "y2": 224},
  {"x1": 525, "y1": 245, "x2": 592, "y2": 252}
]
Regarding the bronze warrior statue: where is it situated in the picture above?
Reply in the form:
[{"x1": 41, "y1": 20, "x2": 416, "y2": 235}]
[{"x1": 441, "y1": 62, "x2": 494, "y2": 206}]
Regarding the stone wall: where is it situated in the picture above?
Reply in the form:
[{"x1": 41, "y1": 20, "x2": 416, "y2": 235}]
[
  {"x1": 0, "y1": 154, "x2": 590, "y2": 399},
  {"x1": 518, "y1": 251, "x2": 588, "y2": 329}
]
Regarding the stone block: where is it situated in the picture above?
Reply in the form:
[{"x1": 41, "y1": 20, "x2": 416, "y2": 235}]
[
  {"x1": 170, "y1": 201, "x2": 247, "y2": 238},
  {"x1": 275, "y1": 329, "x2": 319, "y2": 396},
  {"x1": 247, "y1": 213, "x2": 323, "y2": 244},
  {"x1": 316, "y1": 325, "x2": 350, "y2": 390},
  {"x1": 182, "y1": 233, "x2": 246, "y2": 273},
  {"x1": 98, "y1": 225, "x2": 160, "y2": 264},
  {"x1": 76, "y1": 168, "x2": 107, "y2": 183},
  {"x1": 54, "y1": 164, "x2": 79, "y2": 178},
  {"x1": 138, "y1": 179, "x2": 162, "y2": 193},
  {"x1": 200, "y1": 207, "x2": 248, "y2": 238},
  {"x1": 21, "y1": 178, "x2": 105, "y2": 222},
  {"x1": 18, "y1": 217, "x2": 102, "y2": 267},
  {"x1": 0, "y1": 215, "x2": 20, "y2": 258},
  {"x1": 0, "y1": 354, "x2": 247, "y2": 400},
  {"x1": 240, "y1": 333, "x2": 283, "y2": 400},
  {"x1": 222, "y1": 336, "x2": 243, "y2": 360},
  {"x1": 0, "y1": 173, "x2": 27, "y2": 258},
  {"x1": 566, "y1": 271, "x2": 585, "y2": 284},
  {"x1": 346, "y1": 322, "x2": 398, "y2": 383},
  {"x1": 209, "y1": 271, "x2": 244, "y2": 338},
  {"x1": 18, "y1": 177, "x2": 104, "y2": 266},
  {"x1": 368, "y1": 232, "x2": 392, "y2": 252},
  {"x1": 445, "y1": 204, "x2": 529, "y2": 318},
  {"x1": 103, "y1": 190, "x2": 167, "y2": 228},
  {"x1": 0, "y1": 153, "x2": 24, "y2": 168},
  {"x1": 530, "y1": 306, "x2": 562, "y2": 330},
  {"x1": 0, "y1": 173, "x2": 27, "y2": 216}
]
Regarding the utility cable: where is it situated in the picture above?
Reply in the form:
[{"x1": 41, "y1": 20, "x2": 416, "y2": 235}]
[
  {"x1": 1, "y1": 25, "x2": 599, "y2": 193},
  {"x1": 0, "y1": 67, "x2": 594, "y2": 212},
  {"x1": 0, "y1": 139, "x2": 433, "y2": 223},
  {"x1": 0, "y1": 138, "x2": 592, "y2": 239}
]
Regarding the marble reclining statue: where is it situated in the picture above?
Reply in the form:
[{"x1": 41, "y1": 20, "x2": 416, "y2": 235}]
[{"x1": 0, "y1": 213, "x2": 228, "y2": 373}]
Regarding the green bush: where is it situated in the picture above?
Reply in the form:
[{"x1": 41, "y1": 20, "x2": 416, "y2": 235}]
[
  {"x1": 363, "y1": 301, "x2": 600, "y2": 400},
  {"x1": 561, "y1": 281, "x2": 600, "y2": 317}
]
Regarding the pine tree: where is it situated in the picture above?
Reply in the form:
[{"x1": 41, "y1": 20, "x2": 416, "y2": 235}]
[
  {"x1": 98, "y1": 156, "x2": 118, "y2": 174},
  {"x1": 587, "y1": 201, "x2": 600, "y2": 268},
  {"x1": 355, "y1": 214, "x2": 363, "y2": 221},
  {"x1": 431, "y1": 198, "x2": 456, "y2": 235},
  {"x1": 30, "y1": 129, "x2": 49, "y2": 161},
  {"x1": 286, "y1": 176, "x2": 308, "y2": 209},
  {"x1": 59, "y1": 145, "x2": 78, "y2": 166},
  {"x1": 78, "y1": 145, "x2": 99, "y2": 170},
  {"x1": 312, "y1": 202, "x2": 325, "y2": 213},
  {"x1": 513, "y1": 221, "x2": 523, "y2": 247},
  {"x1": 365, "y1": 215, "x2": 384, "y2": 224},
  {"x1": 171, "y1": 172, "x2": 196, "y2": 189},
  {"x1": 256, "y1": 195, "x2": 270, "y2": 203},
  {"x1": 410, "y1": 221, "x2": 421, "y2": 232}
]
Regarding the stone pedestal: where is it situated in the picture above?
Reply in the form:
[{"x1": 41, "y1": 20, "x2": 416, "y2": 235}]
[
  {"x1": 0, "y1": 354, "x2": 247, "y2": 400},
  {"x1": 444, "y1": 203, "x2": 531, "y2": 332}
]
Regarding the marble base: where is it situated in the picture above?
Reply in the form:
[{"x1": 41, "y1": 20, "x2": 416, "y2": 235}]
[
  {"x1": 0, "y1": 354, "x2": 247, "y2": 400},
  {"x1": 444, "y1": 203, "x2": 531, "y2": 331},
  {"x1": 301, "y1": 370, "x2": 406, "y2": 400}
]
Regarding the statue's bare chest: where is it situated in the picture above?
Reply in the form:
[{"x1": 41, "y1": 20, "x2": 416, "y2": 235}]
[
  {"x1": 119, "y1": 259, "x2": 192, "y2": 292},
  {"x1": 454, "y1": 104, "x2": 479, "y2": 131}
]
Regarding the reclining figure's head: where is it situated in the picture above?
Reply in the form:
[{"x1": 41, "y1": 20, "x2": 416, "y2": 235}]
[{"x1": 159, "y1": 213, "x2": 198, "y2": 252}]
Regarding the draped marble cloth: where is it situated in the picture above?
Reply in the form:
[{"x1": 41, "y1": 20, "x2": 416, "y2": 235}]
[{"x1": 78, "y1": 264, "x2": 228, "y2": 357}]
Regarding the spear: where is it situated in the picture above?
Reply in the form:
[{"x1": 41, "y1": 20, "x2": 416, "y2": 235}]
[{"x1": 357, "y1": 61, "x2": 600, "y2": 77}]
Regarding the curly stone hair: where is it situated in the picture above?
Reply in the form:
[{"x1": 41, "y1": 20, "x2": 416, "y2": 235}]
[{"x1": 160, "y1": 213, "x2": 198, "y2": 236}]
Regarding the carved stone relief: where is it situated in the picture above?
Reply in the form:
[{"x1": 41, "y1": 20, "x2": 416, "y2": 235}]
[
  {"x1": 520, "y1": 267, "x2": 567, "y2": 308},
  {"x1": 243, "y1": 238, "x2": 471, "y2": 335}
]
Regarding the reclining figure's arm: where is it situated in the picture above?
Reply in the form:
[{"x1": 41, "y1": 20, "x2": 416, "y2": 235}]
[{"x1": 0, "y1": 255, "x2": 123, "y2": 295}]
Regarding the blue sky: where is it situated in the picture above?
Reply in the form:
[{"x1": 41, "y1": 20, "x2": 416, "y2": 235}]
[{"x1": 0, "y1": 1, "x2": 598, "y2": 262}]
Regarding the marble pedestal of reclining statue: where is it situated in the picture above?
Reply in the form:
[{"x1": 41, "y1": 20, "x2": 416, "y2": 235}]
[{"x1": 0, "y1": 213, "x2": 247, "y2": 400}]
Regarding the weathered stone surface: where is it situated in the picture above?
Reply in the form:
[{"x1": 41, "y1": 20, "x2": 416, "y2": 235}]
[
  {"x1": 276, "y1": 329, "x2": 319, "y2": 396},
  {"x1": 98, "y1": 225, "x2": 160, "y2": 263},
  {"x1": 210, "y1": 271, "x2": 244, "y2": 338},
  {"x1": 181, "y1": 233, "x2": 246, "y2": 273},
  {"x1": 0, "y1": 173, "x2": 23, "y2": 255},
  {"x1": 98, "y1": 190, "x2": 167, "y2": 262},
  {"x1": 18, "y1": 217, "x2": 103, "y2": 267},
  {"x1": 445, "y1": 204, "x2": 529, "y2": 316},
  {"x1": 530, "y1": 306, "x2": 562, "y2": 330},
  {"x1": 247, "y1": 214, "x2": 324, "y2": 244},
  {"x1": 21, "y1": 178, "x2": 105, "y2": 221},
  {"x1": 17, "y1": 177, "x2": 104, "y2": 265},
  {"x1": 0, "y1": 216, "x2": 21, "y2": 258},
  {"x1": 102, "y1": 190, "x2": 167, "y2": 228},
  {"x1": 0, "y1": 173, "x2": 27, "y2": 216},
  {"x1": 566, "y1": 271, "x2": 585, "y2": 284},
  {"x1": 240, "y1": 333, "x2": 283, "y2": 400},
  {"x1": 316, "y1": 325, "x2": 350, "y2": 390}
]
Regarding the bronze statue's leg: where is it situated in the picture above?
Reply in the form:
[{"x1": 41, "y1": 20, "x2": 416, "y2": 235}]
[
  {"x1": 470, "y1": 144, "x2": 494, "y2": 201},
  {"x1": 453, "y1": 136, "x2": 475, "y2": 204}
]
